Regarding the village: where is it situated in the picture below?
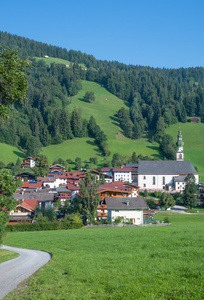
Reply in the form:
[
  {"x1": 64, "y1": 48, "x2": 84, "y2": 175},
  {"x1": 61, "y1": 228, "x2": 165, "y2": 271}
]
[{"x1": 9, "y1": 131, "x2": 204, "y2": 227}]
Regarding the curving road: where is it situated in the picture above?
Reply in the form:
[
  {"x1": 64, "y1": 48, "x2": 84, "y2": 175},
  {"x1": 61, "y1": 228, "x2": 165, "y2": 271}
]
[{"x1": 0, "y1": 245, "x2": 51, "y2": 299}]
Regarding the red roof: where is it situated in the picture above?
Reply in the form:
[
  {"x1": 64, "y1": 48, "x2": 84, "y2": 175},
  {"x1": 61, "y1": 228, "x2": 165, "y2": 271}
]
[
  {"x1": 17, "y1": 199, "x2": 38, "y2": 211},
  {"x1": 21, "y1": 181, "x2": 42, "y2": 189},
  {"x1": 67, "y1": 183, "x2": 80, "y2": 191}
]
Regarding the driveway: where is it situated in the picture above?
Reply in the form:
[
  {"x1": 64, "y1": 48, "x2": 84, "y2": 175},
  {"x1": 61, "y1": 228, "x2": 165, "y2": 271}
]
[{"x1": 0, "y1": 245, "x2": 51, "y2": 299}]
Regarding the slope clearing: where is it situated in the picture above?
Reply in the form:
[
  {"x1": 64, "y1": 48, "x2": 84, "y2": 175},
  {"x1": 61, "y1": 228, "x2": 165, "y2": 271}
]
[
  {"x1": 166, "y1": 122, "x2": 204, "y2": 182},
  {"x1": 0, "y1": 143, "x2": 25, "y2": 165},
  {"x1": 42, "y1": 80, "x2": 161, "y2": 164}
]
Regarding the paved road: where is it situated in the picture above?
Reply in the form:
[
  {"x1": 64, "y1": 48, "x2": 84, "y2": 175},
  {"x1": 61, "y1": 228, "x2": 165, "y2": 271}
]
[{"x1": 0, "y1": 245, "x2": 51, "y2": 299}]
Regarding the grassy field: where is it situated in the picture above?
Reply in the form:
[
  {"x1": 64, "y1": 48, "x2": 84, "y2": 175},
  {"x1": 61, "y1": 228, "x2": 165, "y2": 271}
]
[
  {"x1": 0, "y1": 250, "x2": 19, "y2": 264},
  {"x1": 0, "y1": 143, "x2": 25, "y2": 165},
  {"x1": 35, "y1": 56, "x2": 86, "y2": 68},
  {"x1": 166, "y1": 122, "x2": 204, "y2": 182},
  {"x1": 3, "y1": 213, "x2": 204, "y2": 299},
  {"x1": 42, "y1": 80, "x2": 161, "y2": 164}
]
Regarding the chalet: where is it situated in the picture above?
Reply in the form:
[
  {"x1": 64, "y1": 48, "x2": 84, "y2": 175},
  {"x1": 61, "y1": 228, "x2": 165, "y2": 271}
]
[
  {"x1": 55, "y1": 187, "x2": 72, "y2": 205},
  {"x1": 105, "y1": 197, "x2": 148, "y2": 225},
  {"x1": 9, "y1": 199, "x2": 38, "y2": 224},
  {"x1": 188, "y1": 117, "x2": 199, "y2": 123},
  {"x1": 22, "y1": 157, "x2": 35, "y2": 168},
  {"x1": 15, "y1": 172, "x2": 36, "y2": 182},
  {"x1": 49, "y1": 164, "x2": 65, "y2": 172},
  {"x1": 14, "y1": 189, "x2": 55, "y2": 209},
  {"x1": 21, "y1": 181, "x2": 42, "y2": 190},
  {"x1": 97, "y1": 181, "x2": 139, "y2": 220}
]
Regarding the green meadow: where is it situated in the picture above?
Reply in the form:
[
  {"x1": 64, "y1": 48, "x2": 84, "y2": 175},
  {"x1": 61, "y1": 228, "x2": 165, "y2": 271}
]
[
  {"x1": 42, "y1": 80, "x2": 161, "y2": 164},
  {"x1": 3, "y1": 213, "x2": 204, "y2": 299},
  {"x1": 0, "y1": 143, "x2": 25, "y2": 165},
  {"x1": 166, "y1": 122, "x2": 204, "y2": 182},
  {"x1": 35, "y1": 56, "x2": 86, "y2": 68}
]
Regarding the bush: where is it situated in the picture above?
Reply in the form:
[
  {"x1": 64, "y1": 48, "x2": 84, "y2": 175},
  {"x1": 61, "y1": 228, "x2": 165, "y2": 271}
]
[
  {"x1": 114, "y1": 216, "x2": 124, "y2": 224},
  {"x1": 163, "y1": 216, "x2": 170, "y2": 223},
  {"x1": 146, "y1": 198, "x2": 156, "y2": 209}
]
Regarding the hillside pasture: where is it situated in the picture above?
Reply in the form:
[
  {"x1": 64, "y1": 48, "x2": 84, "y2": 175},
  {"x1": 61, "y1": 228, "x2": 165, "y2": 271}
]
[
  {"x1": 3, "y1": 213, "x2": 204, "y2": 299},
  {"x1": 42, "y1": 80, "x2": 161, "y2": 164},
  {"x1": 35, "y1": 56, "x2": 86, "y2": 68},
  {"x1": 166, "y1": 122, "x2": 204, "y2": 182},
  {"x1": 0, "y1": 143, "x2": 25, "y2": 165}
]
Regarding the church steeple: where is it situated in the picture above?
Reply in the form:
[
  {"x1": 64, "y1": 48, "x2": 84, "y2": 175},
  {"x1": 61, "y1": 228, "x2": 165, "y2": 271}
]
[{"x1": 176, "y1": 130, "x2": 184, "y2": 161}]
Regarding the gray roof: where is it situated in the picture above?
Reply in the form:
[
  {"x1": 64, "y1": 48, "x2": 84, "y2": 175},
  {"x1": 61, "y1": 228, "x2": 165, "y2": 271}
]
[
  {"x1": 138, "y1": 160, "x2": 198, "y2": 175},
  {"x1": 174, "y1": 175, "x2": 186, "y2": 182},
  {"x1": 105, "y1": 197, "x2": 148, "y2": 210},
  {"x1": 14, "y1": 192, "x2": 55, "y2": 202}
]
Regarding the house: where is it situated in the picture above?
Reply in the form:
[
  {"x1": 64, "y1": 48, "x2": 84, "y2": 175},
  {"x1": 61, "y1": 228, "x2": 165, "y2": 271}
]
[
  {"x1": 188, "y1": 117, "x2": 199, "y2": 123},
  {"x1": 96, "y1": 181, "x2": 139, "y2": 220},
  {"x1": 22, "y1": 157, "x2": 35, "y2": 168},
  {"x1": 105, "y1": 197, "x2": 148, "y2": 225},
  {"x1": 55, "y1": 187, "x2": 72, "y2": 205},
  {"x1": 138, "y1": 160, "x2": 199, "y2": 192},
  {"x1": 14, "y1": 189, "x2": 56, "y2": 209},
  {"x1": 49, "y1": 164, "x2": 65, "y2": 172},
  {"x1": 15, "y1": 172, "x2": 36, "y2": 182},
  {"x1": 21, "y1": 181, "x2": 42, "y2": 190},
  {"x1": 102, "y1": 166, "x2": 132, "y2": 183},
  {"x1": 9, "y1": 199, "x2": 38, "y2": 224}
]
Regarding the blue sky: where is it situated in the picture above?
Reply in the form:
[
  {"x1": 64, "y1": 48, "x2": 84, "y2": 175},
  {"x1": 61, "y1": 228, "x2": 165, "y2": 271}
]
[{"x1": 1, "y1": 0, "x2": 204, "y2": 69}]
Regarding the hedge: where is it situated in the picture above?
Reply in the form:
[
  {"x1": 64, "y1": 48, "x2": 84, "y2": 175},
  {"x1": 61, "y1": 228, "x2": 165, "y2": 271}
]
[{"x1": 6, "y1": 221, "x2": 82, "y2": 232}]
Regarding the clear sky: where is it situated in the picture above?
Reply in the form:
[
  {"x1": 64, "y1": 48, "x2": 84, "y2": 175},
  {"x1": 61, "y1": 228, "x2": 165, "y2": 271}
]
[{"x1": 1, "y1": 0, "x2": 204, "y2": 69}]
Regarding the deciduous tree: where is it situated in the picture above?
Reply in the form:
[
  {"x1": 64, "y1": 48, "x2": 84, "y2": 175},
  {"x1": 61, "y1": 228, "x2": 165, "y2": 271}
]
[
  {"x1": 183, "y1": 174, "x2": 198, "y2": 208},
  {"x1": 0, "y1": 169, "x2": 21, "y2": 242},
  {"x1": 79, "y1": 174, "x2": 100, "y2": 224},
  {"x1": 0, "y1": 49, "x2": 29, "y2": 119}
]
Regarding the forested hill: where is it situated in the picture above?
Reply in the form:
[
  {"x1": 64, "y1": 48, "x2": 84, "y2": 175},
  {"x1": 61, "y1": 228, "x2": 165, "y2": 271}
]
[{"x1": 0, "y1": 31, "x2": 204, "y2": 160}]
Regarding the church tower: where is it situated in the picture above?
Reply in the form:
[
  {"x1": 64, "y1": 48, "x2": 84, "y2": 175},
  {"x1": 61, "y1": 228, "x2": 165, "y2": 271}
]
[{"x1": 176, "y1": 130, "x2": 184, "y2": 161}]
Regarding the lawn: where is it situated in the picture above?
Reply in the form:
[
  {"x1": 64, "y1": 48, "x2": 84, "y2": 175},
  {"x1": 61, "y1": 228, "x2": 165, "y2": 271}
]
[
  {"x1": 3, "y1": 213, "x2": 204, "y2": 299},
  {"x1": 0, "y1": 249, "x2": 19, "y2": 264}
]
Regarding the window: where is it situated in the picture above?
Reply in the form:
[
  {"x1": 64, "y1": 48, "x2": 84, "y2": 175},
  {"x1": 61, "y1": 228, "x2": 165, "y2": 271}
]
[
  {"x1": 153, "y1": 176, "x2": 156, "y2": 185},
  {"x1": 163, "y1": 176, "x2": 165, "y2": 185},
  {"x1": 143, "y1": 183, "x2": 146, "y2": 187},
  {"x1": 143, "y1": 176, "x2": 146, "y2": 180}
]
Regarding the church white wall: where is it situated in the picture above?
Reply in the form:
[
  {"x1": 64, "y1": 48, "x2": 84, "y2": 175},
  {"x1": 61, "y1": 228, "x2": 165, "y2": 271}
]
[{"x1": 138, "y1": 174, "x2": 175, "y2": 190}]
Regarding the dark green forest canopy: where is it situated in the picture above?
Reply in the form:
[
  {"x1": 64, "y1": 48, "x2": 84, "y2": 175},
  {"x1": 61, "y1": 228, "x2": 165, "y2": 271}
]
[{"x1": 0, "y1": 31, "x2": 204, "y2": 158}]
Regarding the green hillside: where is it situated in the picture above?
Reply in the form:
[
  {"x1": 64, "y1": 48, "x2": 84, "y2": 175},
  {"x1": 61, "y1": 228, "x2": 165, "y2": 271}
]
[
  {"x1": 42, "y1": 80, "x2": 161, "y2": 164},
  {"x1": 0, "y1": 143, "x2": 25, "y2": 164},
  {"x1": 166, "y1": 122, "x2": 204, "y2": 182},
  {"x1": 35, "y1": 56, "x2": 86, "y2": 68}
]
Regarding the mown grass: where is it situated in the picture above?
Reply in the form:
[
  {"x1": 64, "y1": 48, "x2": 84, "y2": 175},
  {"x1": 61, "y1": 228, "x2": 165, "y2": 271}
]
[
  {"x1": 3, "y1": 213, "x2": 204, "y2": 299},
  {"x1": 0, "y1": 250, "x2": 19, "y2": 264},
  {"x1": 166, "y1": 122, "x2": 204, "y2": 182}
]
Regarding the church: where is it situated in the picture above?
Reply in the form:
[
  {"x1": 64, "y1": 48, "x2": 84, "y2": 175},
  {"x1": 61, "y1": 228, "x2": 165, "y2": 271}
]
[{"x1": 138, "y1": 131, "x2": 199, "y2": 192}]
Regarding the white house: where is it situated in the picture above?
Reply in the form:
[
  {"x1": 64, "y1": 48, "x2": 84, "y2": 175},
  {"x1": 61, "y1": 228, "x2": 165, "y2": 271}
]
[
  {"x1": 105, "y1": 197, "x2": 148, "y2": 225},
  {"x1": 102, "y1": 167, "x2": 132, "y2": 183}
]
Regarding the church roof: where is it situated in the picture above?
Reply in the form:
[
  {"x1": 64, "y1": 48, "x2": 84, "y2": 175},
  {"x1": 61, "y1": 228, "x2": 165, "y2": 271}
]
[{"x1": 138, "y1": 160, "x2": 198, "y2": 175}]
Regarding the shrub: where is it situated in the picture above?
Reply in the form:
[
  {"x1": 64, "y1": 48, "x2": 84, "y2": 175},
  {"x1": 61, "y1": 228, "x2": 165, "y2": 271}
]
[
  {"x1": 114, "y1": 216, "x2": 124, "y2": 224},
  {"x1": 163, "y1": 216, "x2": 170, "y2": 223}
]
